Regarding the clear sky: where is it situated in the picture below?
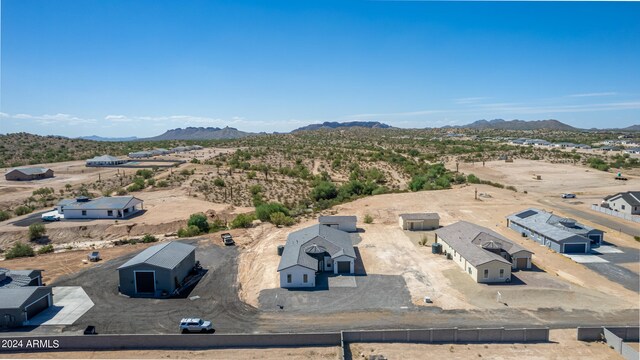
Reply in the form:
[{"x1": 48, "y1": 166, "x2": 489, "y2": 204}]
[{"x1": 1, "y1": 0, "x2": 639, "y2": 137}]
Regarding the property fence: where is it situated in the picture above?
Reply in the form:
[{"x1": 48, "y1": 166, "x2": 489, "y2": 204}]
[
  {"x1": 591, "y1": 205, "x2": 640, "y2": 224},
  {"x1": 577, "y1": 326, "x2": 639, "y2": 360},
  {"x1": 604, "y1": 328, "x2": 640, "y2": 360}
]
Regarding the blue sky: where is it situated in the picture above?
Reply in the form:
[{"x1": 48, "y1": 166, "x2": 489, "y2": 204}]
[{"x1": 1, "y1": 0, "x2": 639, "y2": 137}]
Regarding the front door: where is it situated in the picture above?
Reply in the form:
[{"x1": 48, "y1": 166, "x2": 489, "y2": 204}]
[{"x1": 319, "y1": 260, "x2": 324, "y2": 272}]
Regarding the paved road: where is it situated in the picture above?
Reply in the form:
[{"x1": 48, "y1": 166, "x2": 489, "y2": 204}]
[{"x1": 539, "y1": 198, "x2": 640, "y2": 237}]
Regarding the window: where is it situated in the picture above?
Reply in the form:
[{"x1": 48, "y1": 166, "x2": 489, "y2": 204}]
[
  {"x1": 621, "y1": 204, "x2": 626, "y2": 210},
  {"x1": 82, "y1": 210, "x2": 87, "y2": 216},
  {"x1": 468, "y1": 267, "x2": 472, "y2": 274},
  {"x1": 303, "y1": 274, "x2": 308, "y2": 283},
  {"x1": 483, "y1": 269, "x2": 489, "y2": 279},
  {"x1": 107, "y1": 210, "x2": 113, "y2": 216},
  {"x1": 499, "y1": 269, "x2": 505, "y2": 278},
  {"x1": 287, "y1": 274, "x2": 292, "y2": 283}
]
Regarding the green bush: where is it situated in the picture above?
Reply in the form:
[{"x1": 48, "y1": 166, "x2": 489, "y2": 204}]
[
  {"x1": 310, "y1": 181, "x2": 338, "y2": 201},
  {"x1": 141, "y1": 234, "x2": 158, "y2": 243},
  {"x1": 467, "y1": 174, "x2": 481, "y2": 184},
  {"x1": 28, "y1": 223, "x2": 46, "y2": 241},
  {"x1": 255, "y1": 202, "x2": 290, "y2": 222},
  {"x1": 364, "y1": 214, "x2": 373, "y2": 224},
  {"x1": 37, "y1": 244, "x2": 54, "y2": 254},
  {"x1": 208, "y1": 219, "x2": 227, "y2": 233},
  {"x1": 177, "y1": 225, "x2": 201, "y2": 238},
  {"x1": 116, "y1": 188, "x2": 128, "y2": 195},
  {"x1": 135, "y1": 169, "x2": 154, "y2": 179},
  {"x1": 5, "y1": 242, "x2": 35, "y2": 259},
  {"x1": 213, "y1": 178, "x2": 225, "y2": 187},
  {"x1": 0, "y1": 210, "x2": 11, "y2": 221},
  {"x1": 146, "y1": 178, "x2": 156, "y2": 186},
  {"x1": 157, "y1": 180, "x2": 169, "y2": 187},
  {"x1": 14, "y1": 205, "x2": 33, "y2": 216},
  {"x1": 230, "y1": 213, "x2": 255, "y2": 229},
  {"x1": 269, "y1": 212, "x2": 295, "y2": 227},
  {"x1": 191, "y1": 158, "x2": 200, "y2": 164},
  {"x1": 187, "y1": 213, "x2": 209, "y2": 233}
]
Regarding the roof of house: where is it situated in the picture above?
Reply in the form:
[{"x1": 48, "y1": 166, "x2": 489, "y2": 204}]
[
  {"x1": 435, "y1": 221, "x2": 530, "y2": 267},
  {"x1": 5, "y1": 167, "x2": 52, "y2": 176},
  {"x1": 0, "y1": 269, "x2": 42, "y2": 289},
  {"x1": 118, "y1": 241, "x2": 196, "y2": 270},
  {"x1": 318, "y1": 215, "x2": 357, "y2": 223},
  {"x1": 507, "y1": 208, "x2": 600, "y2": 242},
  {"x1": 605, "y1": 191, "x2": 640, "y2": 206},
  {"x1": 56, "y1": 196, "x2": 142, "y2": 210},
  {"x1": 278, "y1": 224, "x2": 355, "y2": 271},
  {"x1": 399, "y1": 213, "x2": 440, "y2": 221},
  {"x1": 0, "y1": 286, "x2": 51, "y2": 309},
  {"x1": 86, "y1": 155, "x2": 122, "y2": 162}
]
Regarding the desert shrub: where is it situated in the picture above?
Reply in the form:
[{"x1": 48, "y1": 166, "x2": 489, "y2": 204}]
[
  {"x1": 208, "y1": 219, "x2": 227, "y2": 233},
  {"x1": 180, "y1": 169, "x2": 191, "y2": 176},
  {"x1": 250, "y1": 184, "x2": 263, "y2": 195},
  {"x1": 506, "y1": 185, "x2": 517, "y2": 192},
  {"x1": 364, "y1": 214, "x2": 373, "y2": 224},
  {"x1": 37, "y1": 244, "x2": 54, "y2": 254},
  {"x1": 5, "y1": 242, "x2": 35, "y2": 259},
  {"x1": 310, "y1": 181, "x2": 338, "y2": 201},
  {"x1": 269, "y1": 212, "x2": 295, "y2": 227},
  {"x1": 146, "y1": 178, "x2": 156, "y2": 186},
  {"x1": 0, "y1": 210, "x2": 11, "y2": 221},
  {"x1": 135, "y1": 169, "x2": 154, "y2": 179},
  {"x1": 230, "y1": 213, "x2": 255, "y2": 229},
  {"x1": 156, "y1": 180, "x2": 169, "y2": 187},
  {"x1": 14, "y1": 205, "x2": 33, "y2": 216},
  {"x1": 247, "y1": 171, "x2": 256, "y2": 179},
  {"x1": 255, "y1": 202, "x2": 290, "y2": 222},
  {"x1": 177, "y1": 225, "x2": 201, "y2": 238},
  {"x1": 116, "y1": 188, "x2": 128, "y2": 195},
  {"x1": 191, "y1": 158, "x2": 200, "y2": 164},
  {"x1": 28, "y1": 223, "x2": 46, "y2": 241},
  {"x1": 213, "y1": 178, "x2": 225, "y2": 187},
  {"x1": 141, "y1": 234, "x2": 158, "y2": 243},
  {"x1": 587, "y1": 157, "x2": 609, "y2": 171},
  {"x1": 466, "y1": 174, "x2": 481, "y2": 184},
  {"x1": 187, "y1": 213, "x2": 209, "y2": 233}
]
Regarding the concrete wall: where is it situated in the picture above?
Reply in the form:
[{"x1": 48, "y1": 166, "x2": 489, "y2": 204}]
[
  {"x1": 591, "y1": 205, "x2": 640, "y2": 223},
  {"x1": 577, "y1": 326, "x2": 639, "y2": 342},
  {"x1": 279, "y1": 265, "x2": 316, "y2": 288},
  {"x1": 604, "y1": 328, "x2": 640, "y2": 360},
  {"x1": 341, "y1": 327, "x2": 549, "y2": 344}
]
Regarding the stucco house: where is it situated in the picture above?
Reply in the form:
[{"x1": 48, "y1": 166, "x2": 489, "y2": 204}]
[
  {"x1": 5, "y1": 167, "x2": 54, "y2": 181},
  {"x1": 399, "y1": 213, "x2": 440, "y2": 230},
  {"x1": 117, "y1": 241, "x2": 196, "y2": 298},
  {"x1": 56, "y1": 196, "x2": 143, "y2": 219},
  {"x1": 318, "y1": 215, "x2": 357, "y2": 232},
  {"x1": 435, "y1": 221, "x2": 533, "y2": 283},
  {"x1": 602, "y1": 191, "x2": 640, "y2": 216},
  {"x1": 507, "y1": 208, "x2": 603, "y2": 254},
  {"x1": 278, "y1": 224, "x2": 356, "y2": 288}
]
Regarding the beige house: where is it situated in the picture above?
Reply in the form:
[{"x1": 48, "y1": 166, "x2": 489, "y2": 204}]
[
  {"x1": 399, "y1": 213, "x2": 440, "y2": 230},
  {"x1": 435, "y1": 221, "x2": 533, "y2": 283}
]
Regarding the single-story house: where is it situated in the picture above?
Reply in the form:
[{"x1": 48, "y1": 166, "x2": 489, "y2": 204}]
[
  {"x1": 318, "y1": 215, "x2": 357, "y2": 232},
  {"x1": 5, "y1": 167, "x2": 54, "y2": 181},
  {"x1": 399, "y1": 213, "x2": 440, "y2": 230},
  {"x1": 623, "y1": 147, "x2": 640, "y2": 155},
  {"x1": 56, "y1": 196, "x2": 143, "y2": 219},
  {"x1": 128, "y1": 151, "x2": 153, "y2": 158},
  {"x1": 435, "y1": 221, "x2": 533, "y2": 283},
  {"x1": 602, "y1": 191, "x2": 640, "y2": 216},
  {"x1": 0, "y1": 268, "x2": 43, "y2": 288},
  {"x1": 507, "y1": 208, "x2": 603, "y2": 253},
  {"x1": 86, "y1": 155, "x2": 128, "y2": 166},
  {"x1": 172, "y1": 146, "x2": 188, "y2": 152},
  {"x1": 0, "y1": 287, "x2": 53, "y2": 328},
  {"x1": 150, "y1": 148, "x2": 169, "y2": 156},
  {"x1": 278, "y1": 224, "x2": 356, "y2": 288},
  {"x1": 117, "y1": 241, "x2": 196, "y2": 297}
]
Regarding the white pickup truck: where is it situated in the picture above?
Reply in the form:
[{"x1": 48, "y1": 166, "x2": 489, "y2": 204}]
[{"x1": 179, "y1": 318, "x2": 214, "y2": 333}]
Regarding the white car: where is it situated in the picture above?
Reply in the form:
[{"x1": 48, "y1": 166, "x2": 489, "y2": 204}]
[
  {"x1": 562, "y1": 193, "x2": 576, "y2": 199},
  {"x1": 179, "y1": 318, "x2": 214, "y2": 333}
]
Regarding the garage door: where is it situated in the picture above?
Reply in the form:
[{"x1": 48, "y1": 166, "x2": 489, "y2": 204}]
[
  {"x1": 337, "y1": 261, "x2": 351, "y2": 274},
  {"x1": 564, "y1": 243, "x2": 587, "y2": 254},
  {"x1": 135, "y1": 271, "x2": 155, "y2": 293},
  {"x1": 25, "y1": 295, "x2": 49, "y2": 320},
  {"x1": 516, "y1": 258, "x2": 528, "y2": 269}
]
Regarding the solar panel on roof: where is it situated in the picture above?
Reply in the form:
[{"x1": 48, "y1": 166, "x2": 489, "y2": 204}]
[{"x1": 516, "y1": 210, "x2": 538, "y2": 219}]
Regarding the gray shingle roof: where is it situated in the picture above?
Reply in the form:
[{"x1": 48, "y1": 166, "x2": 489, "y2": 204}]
[
  {"x1": 399, "y1": 213, "x2": 440, "y2": 221},
  {"x1": 318, "y1": 215, "x2": 357, "y2": 223},
  {"x1": 606, "y1": 191, "x2": 640, "y2": 206},
  {"x1": 0, "y1": 269, "x2": 42, "y2": 289},
  {"x1": 86, "y1": 155, "x2": 123, "y2": 162},
  {"x1": 57, "y1": 196, "x2": 142, "y2": 210},
  {"x1": 6, "y1": 167, "x2": 52, "y2": 176},
  {"x1": 0, "y1": 287, "x2": 51, "y2": 309},
  {"x1": 278, "y1": 224, "x2": 355, "y2": 271},
  {"x1": 507, "y1": 208, "x2": 601, "y2": 242},
  {"x1": 435, "y1": 221, "x2": 528, "y2": 267},
  {"x1": 118, "y1": 241, "x2": 196, "y2": 270}
]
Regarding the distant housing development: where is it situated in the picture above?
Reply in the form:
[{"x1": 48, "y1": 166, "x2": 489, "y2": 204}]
[
  {"x1": 399, "y1": 213, "x2": 440, "y2": 230},
  {"x1": 507, "y1": 208, "x2": 603, "y2": 254},
  {"x1": 85, "y1": 155, "x2": 128, "y2": 166},
  {"x1": 4, "y1": 167, "x2": 54, "y2": 181},
  {"x1": 601, "y1": 191, "x2": 640, "y2": 216},
  {"x1": 117, "y1": 241, "x2": 196, "y2": 298},
  {"x1": 278, "y1": 224, "x2": 356, "y2": 288},
  {"x1": 435, "y1": 221, "x2": 533, "y2": 283},
  {"x1": 56, "y1": 196, "x2": 144, "y2": 219}
]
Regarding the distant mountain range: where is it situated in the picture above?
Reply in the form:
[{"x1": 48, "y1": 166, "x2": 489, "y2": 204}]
[
  {"x1": 292, "y1": 121, "x2": 392, "y2": 132},
  {"x1": 445, "y1": 119, "x2": 579, "y2": 131},
  {"x1": 143, "y1": 126, "x2": 254, "y2": 141},
  {"x1": 78, "y1": 135, "x2": 139, "y2": 142},
  {"x1": 621, "y1": 124, "x2": 640, "y2": 131}
]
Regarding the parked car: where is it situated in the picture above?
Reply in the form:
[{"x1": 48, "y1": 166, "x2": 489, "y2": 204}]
[
  {"x1": 562, "y1": 193, "x2": 576, "y2": 199},
  {"x1": 179, "y1": 318, "x2": 214, "y2": 333},
  {"x1": 41, "y1": 214, "x2": 61, "y2": 221},
  {"x1": 221, "y1": 233, "x2": 235, "y2": 246},
  {"x1": 87, "y1": 251, "x2": 101, "y2": 262}
]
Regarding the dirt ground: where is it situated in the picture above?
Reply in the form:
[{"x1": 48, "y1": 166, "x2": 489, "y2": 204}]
[
  {"x1": 0, "y1": 346, "x2": 339, "y2": 359},
  {"x1": 348, "y1": 329, "x2": 622, "y2": 360}
]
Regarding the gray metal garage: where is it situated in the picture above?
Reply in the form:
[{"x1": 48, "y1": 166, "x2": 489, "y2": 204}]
[
  {"x1": 118, "y1": 241, "x2": 196, "y2": 298},
  {"x1": 337, "y1": 261, "x2": 351, "y2": 273},
  {"x1": 564, "y1": 243, "x2": 588, "y2": 253},
  {"x1": 0, "y1": 287, "x2": 53, "y2": 329}
]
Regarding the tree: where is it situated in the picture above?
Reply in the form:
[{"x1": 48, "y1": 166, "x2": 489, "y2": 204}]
[
  {"x1": 28, "y1": 223, "x2": 46, "y2": 241},
  {"x1": 5, "y1": 242, "x2": 35, "y2": 259},
  {"x1": 230, "y1": 213, "x2": 255, "y2": 229},
  {"x1": 310, "y1": 181, "x2": 338, "y2": 201},
  {"x1": 187, "y1": 213, "x2": 209, "y2": 233},
  {"x1": 270, "y1": 212, "x2": 294, "y2": 227},
  {"x1": 255, "y1": 202, "x2": 289, "y2": 222}
]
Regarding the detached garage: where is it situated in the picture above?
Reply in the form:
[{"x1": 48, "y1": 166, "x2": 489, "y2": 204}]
[
  {"x1": 399, "y1": 213, "x2": 440, "y2": 230},
  {"x1": 118, "y1": 241, "x2": 196, "y2": 298},
  {"x1": 318, "y1": 216, "x2": 357, "y2": 232},
  {"x1": 0, "y1": 287, "x2": 53, "y2": 328}
]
